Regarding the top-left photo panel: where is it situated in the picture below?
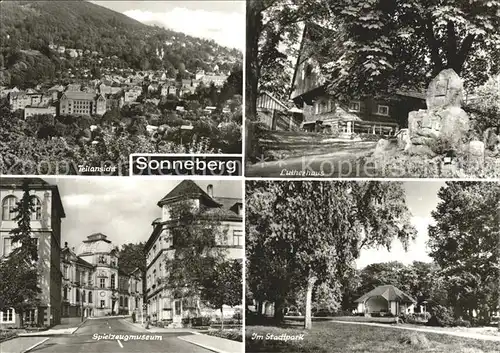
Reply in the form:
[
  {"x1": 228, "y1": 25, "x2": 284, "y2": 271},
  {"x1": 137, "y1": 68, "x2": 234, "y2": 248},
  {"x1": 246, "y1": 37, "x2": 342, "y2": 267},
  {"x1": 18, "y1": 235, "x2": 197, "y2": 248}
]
[{"x1": 0, "y1": 0, "x2": 244, "y2": 176}]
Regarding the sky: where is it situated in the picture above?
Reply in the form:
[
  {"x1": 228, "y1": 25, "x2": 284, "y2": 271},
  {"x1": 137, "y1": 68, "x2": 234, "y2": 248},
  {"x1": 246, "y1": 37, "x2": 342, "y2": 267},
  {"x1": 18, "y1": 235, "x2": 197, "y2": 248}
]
[
  {"x1": 356, "y1": 181, "x2": 446, "y2": 269},
  {"x1": 90, "y1": 1, "x2": 245, "y2": 50},
  {"x1": 44, "y1": 178, "x2": 242, "y2": 251}
]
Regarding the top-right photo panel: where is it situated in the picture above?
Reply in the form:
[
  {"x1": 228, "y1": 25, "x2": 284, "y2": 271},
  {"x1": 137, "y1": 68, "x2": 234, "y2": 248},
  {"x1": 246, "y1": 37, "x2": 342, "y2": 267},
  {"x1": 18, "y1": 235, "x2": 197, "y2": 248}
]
[{"x1": 245, "y1": 0, "x2": 500, "y2": 178}]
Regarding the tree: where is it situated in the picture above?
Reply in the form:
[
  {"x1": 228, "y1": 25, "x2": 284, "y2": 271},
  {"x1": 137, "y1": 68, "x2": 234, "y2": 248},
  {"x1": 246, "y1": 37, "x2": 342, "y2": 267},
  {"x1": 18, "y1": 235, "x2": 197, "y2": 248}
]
[
  {"x1": 354, "y1": 261, "x2": 440, "y2": 311},
  {"x1": 323, "y1": 0, "x2": 500, "y2": 98},
  {"x1": 246, "y1": 181, "x2": 416, "y2": 329},
  {"x1": 91, "y1": 66, "x2": 101, "y2": 79},
  {"x1": 0, "y1": 181, "x2": 41, "y2": 327},
  {"x1": 10, "y1": 181, "x2": 39, "y2": 262},
  {"x1": 246, "y1": 0, "x2": 327, "y2": 122},
  {"x1": 163, "y1": 200, "x2": 230, "y2": 313},
  {"x1": 428, "y1": 182, "x2": 500, "y2": 323},
  {"x1": 118, "y1": 242, "x2": 146, "y2": 275},
  {"x1": 200, "y1": 260, "x2": 242, "y2": 329}
]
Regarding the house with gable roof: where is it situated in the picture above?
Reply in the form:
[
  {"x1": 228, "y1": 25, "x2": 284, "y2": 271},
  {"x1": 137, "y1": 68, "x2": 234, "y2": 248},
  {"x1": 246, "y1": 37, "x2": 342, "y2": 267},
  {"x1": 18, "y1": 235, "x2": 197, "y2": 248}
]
[{"x1": 290, "y1": 22, "x2": 426, "y2": 134}]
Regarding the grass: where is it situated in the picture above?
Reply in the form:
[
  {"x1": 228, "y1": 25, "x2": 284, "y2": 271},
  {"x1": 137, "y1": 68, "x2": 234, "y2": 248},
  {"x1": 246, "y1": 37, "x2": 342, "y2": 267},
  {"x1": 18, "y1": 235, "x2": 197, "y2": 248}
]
[
  {"x1": 245, "y1": 322, "x2": 500, "y2": 353},
  {"x1": 205, "y1": 328, "x2": 243, "y2": 342}
]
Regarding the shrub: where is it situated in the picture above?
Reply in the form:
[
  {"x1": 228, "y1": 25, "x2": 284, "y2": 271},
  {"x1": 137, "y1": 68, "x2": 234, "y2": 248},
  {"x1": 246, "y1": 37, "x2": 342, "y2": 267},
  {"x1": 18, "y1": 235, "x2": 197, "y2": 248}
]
[
  {"x1": 401, "y1": 312, "x2": 431, "y2": 325},
  {"x1": 206, "y1": 329, "x2": 242, "y2": 342},
  {"x1": 454, "y1": 318, "x2": 471, "y2": 327},
  {"x1": 191, "y1": 316, "x2": 211, "y2": 327},
  {"x1": 399, "y1": 332, "x2": 430, "y2": 349},
  {"x1": 427, "y1": 305, "x2": 455, "y2": 327}
]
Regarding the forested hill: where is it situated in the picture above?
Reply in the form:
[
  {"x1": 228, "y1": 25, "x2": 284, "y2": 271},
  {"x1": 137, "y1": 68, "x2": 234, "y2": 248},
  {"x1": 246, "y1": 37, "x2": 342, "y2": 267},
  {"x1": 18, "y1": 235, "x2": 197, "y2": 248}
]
[{"x1": 0, "y1": 0, "x2": 242, "y2": 87}]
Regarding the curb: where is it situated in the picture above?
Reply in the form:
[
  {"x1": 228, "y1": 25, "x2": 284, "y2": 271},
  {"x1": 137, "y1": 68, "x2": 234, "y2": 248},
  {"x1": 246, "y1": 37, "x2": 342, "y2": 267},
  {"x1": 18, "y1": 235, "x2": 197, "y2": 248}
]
[
  {"x1": 177, "y1": 334, "x2": 241, "y2": 353},
  {"x1": 22, "y1": 337, "x2": 50, "y2": 353},
  {"x1": 87, "y1": 315, "x2": 131, "y2": 320},
  {"x1": 72, "y1": 317, "x2": 89, "y2": 333},
  {"x1": 120, "y1": 319, "x2": 149, "y2": 332}
]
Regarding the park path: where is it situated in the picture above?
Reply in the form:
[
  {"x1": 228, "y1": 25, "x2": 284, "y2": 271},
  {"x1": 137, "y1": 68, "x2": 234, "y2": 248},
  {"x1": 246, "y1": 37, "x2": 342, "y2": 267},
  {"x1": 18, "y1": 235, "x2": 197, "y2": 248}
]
[
  {"x1": 328, "y1": 319, "x2": 500, "y2": 342},
  {"x1": 246, "y1": 141, "x2": 377, "y2": 177}
]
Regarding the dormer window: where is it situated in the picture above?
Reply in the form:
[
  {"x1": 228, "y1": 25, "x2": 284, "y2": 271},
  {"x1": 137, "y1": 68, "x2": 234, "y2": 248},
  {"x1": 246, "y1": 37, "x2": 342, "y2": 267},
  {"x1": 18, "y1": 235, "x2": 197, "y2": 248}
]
[{"x1": 349, "y1": 101, "x2": 360, "y2": 112}]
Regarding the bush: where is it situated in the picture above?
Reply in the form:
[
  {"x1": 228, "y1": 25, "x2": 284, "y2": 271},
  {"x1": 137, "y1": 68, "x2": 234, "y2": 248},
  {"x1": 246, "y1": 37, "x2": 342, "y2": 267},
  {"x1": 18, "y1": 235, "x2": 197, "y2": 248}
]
[
  {"x1": 191, "y1": 316, "x2": 211, "y2": 327},
  {"x1": 453, "y1": 318, "x2": 471, "y2": 327},
  {"x1": 206, "y1": 329, "x2": 242, "y2": 342},
  {"x1": 401, "y1": 312, "x2": 431, "y2": 325},
  {"x1": 399, "y1": 332, "x2": 430, "y2": 349},
  {"x1": 427, "y1": 305, "x2": 455, "y2": 327}
]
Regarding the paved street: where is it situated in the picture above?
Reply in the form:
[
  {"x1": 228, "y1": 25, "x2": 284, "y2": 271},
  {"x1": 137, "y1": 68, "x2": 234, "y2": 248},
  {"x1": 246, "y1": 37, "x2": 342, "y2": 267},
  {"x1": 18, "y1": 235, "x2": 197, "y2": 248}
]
[{"x1": 29, "y1": 318, "x2": 211, "y2": 353}]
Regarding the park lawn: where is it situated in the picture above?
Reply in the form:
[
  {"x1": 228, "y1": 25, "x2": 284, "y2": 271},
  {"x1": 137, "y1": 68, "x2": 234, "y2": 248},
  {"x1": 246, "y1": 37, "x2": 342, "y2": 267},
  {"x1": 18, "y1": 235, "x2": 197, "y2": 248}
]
[{"x1": 246, "y1": 322, "x2": 500, "y2": 353}]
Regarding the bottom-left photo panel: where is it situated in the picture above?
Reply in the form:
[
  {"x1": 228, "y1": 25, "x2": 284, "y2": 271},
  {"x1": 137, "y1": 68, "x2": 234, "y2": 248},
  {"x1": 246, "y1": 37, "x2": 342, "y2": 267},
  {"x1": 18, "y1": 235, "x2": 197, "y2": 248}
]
[{"x1": 0, "y1": 177, "x2": 243, "y2": 353}]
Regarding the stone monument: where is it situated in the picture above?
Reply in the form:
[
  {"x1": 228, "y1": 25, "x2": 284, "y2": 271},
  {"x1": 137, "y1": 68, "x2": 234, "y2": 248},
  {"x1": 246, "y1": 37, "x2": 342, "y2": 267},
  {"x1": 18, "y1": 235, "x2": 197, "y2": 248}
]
[{"x1": 407, "y1": 69, "x2": 470, "y2": 153}]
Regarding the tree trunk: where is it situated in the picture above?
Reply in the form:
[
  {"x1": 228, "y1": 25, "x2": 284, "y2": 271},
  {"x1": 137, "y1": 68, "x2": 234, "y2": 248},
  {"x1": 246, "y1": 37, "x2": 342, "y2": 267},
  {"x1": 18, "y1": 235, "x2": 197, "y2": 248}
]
[
  {"x1": 245, "y1": 0, "x2": 263, "y2": 160},
  {"x1": 273, "y1": 298, "x2": 284, "y2": 323},
  {"x1": 304, "y1": 275, "x2": 317, "y2": 330},
  {"x1": 257, "y1": 300, "x2": 263, "y2": 316},
  {"x1": 221, "y1": 306, "x2": 224, "y2": 330},
  {"x1": 245, "y1": 0, "x2": 262, "y2": 123}
]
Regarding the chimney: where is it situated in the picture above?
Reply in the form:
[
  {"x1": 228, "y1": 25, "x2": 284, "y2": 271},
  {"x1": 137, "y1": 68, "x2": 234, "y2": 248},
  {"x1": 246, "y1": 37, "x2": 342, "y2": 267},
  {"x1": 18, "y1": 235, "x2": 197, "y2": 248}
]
[
  {"x1": 207, "y1": 184, "x2": 214, "y2": 197},
  {"x1": 64, "y1": 242, "x2": 68, "y2": 248}
]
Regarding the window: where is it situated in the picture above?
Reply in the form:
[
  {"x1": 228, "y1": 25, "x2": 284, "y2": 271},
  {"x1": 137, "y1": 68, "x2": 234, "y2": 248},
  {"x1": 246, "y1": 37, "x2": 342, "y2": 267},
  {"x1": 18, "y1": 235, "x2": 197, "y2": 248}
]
[
  {"x1": 349, "y1": 101, "x2": 360, "y2": 112},
  {"x1": 377, "y1": 105, "x2": 389, "y2": 116},
  {"x1": 82, "y1": 290, "x2": 86, "y2": 303},
  {"x1": 3, "y1": 237, "x2": 12, "y2": 256},
  {"x1": 100, "y1": 278, "x2": 105, "y2": 288},
  {"x1": 63, "y1": 265, "x2": 68, "y2": 279},
  {"x1": 2, "y1": 196, "x2": 18, "y2": 221},
  {"x1": 88, "y1": 272, "x2": 92, "y2": 284},
  {"x1": 124, "y1": 297, "x2": 128, "y2": 307},
  {"x1": 100, "y1": 300, "x2": 105, "y2": 308},
  {"x1": 0, "y1": 308, "x2": 15, "y2": 323},
  {"x1": 120, "y1": 296, "x2": 123, "y2": 306},
  {"x1": 76, "y1": 289, "x2": 80, "y2": 302},
  {"x1": 88, "y1": 291, "x2": 92, "y2": 303},
  {"x1": 233, "y1": 230, "x2": 243, "y2": 246},
  {"x1": 111, "y1": 274, "x2": 115, "y2": 289},
  {"x1": 31, "y1": 196, "x2": 42, "y2": 220}
]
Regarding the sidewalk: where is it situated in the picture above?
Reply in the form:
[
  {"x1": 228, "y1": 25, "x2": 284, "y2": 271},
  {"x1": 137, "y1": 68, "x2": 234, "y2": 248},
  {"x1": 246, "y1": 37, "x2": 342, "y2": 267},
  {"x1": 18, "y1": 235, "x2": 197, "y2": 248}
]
[
  {"x1": 0, "y1": 337, "x2": 49, "y2": 353},
  {"x1": 178, "y1": 334, "x2": 243, "y2": 353},
  {"x1": 18, "y1": 318, "x2": 87, "y2": 337},
  {"x1": 125, "y1": 320, "x2": 200, "y2": 334}
]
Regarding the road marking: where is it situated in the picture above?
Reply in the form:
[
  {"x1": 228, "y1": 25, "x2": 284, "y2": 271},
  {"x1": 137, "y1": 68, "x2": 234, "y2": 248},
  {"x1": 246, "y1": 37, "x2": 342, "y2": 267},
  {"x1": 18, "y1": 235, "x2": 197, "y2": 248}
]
[{"x1": 117, "y1": 339, "x2": 124, "y2": 348}]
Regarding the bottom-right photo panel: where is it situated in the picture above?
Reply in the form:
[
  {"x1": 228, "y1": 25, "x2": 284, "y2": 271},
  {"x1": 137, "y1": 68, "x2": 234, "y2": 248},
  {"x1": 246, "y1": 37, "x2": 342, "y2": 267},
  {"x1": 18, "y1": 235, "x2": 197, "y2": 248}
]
[{"x1": 245, "y1": 180, "x2": 500, "y2": 353}]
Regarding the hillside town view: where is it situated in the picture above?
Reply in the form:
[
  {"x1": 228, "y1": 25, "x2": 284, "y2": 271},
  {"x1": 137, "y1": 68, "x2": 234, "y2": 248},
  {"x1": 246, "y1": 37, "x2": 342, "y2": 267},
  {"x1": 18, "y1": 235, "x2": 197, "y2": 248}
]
[
  {"x1": 0, "y1": 178, "x2": 243, "y2": 353},
  {"x1": 0, "y1": 0, "x2": 243, "y2": 175}
]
